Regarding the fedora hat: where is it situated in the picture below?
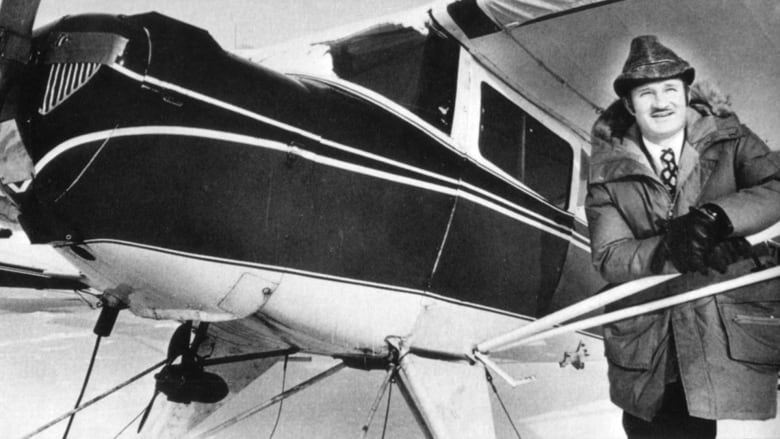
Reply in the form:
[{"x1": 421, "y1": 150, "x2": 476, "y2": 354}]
[{"x1": 613, "y1": 35, "x2": 695, "y2": 97}]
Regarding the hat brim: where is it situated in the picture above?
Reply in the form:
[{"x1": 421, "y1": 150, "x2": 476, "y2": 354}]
[{"x1": 614, "y1": 66, "x2": 695, "y2": 97}]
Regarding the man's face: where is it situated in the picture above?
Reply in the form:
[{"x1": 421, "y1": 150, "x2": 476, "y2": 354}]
[{"x1": 628, "y1": 78, "x2": 687, "y2": 144}]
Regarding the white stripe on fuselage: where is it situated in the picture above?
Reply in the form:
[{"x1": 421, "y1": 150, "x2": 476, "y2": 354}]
[
  {"x1": 36, "y1": 125, "x2": 590, "y2": 251},
  {"x1": 58, "y1": 239, "x2": 605, "y2": 360},
  {"x1": 82, "y1": 237, "x2": 536, "y2": 318},
  {"x1": 106, "y1": 64, "x2": 591, "y2": 248}
]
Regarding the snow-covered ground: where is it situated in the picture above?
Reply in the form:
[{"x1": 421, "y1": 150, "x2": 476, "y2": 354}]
[
  {"x1": 0, "y1": 236, "x2": 777, "y2": 438},
  {"x1": 2, "y1": 288, "x2": 778, "y2": 438}
]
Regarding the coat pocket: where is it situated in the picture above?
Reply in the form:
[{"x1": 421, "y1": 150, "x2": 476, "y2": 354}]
[
  {"x1": 604, "y1": 311, "x2": 668, "y2": 370},
  {"x1": 718, "y1": 301, "x2": 780, "y2": 366}
]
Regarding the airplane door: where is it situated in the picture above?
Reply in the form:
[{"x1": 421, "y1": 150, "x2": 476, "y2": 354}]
[{"x1": 428, "y1": 54, "x2": 581, "y2": 318}]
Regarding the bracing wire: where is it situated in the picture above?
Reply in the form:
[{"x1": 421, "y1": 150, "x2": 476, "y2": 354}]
[
  {"x1": 380, "y1": 377, "x2": 393, "y2": 439},
  {"x1": 486, "y1": 370, "x2": 523, "y2": 439},
  {"x1": 72, "y1": 289, "x2": 100, "y2": 308},
  {"x1": 21, "y1": 359, "x2": 167, "y2": 439},
  {"x1": 62, "y1": 335, "x2": 102, "y2": 439},
  {"x1": 193, "y1": 362, "x2": 346, "y2": 439},
  {"x1": 266, "y1": 355, "x2": 290, "y2": 439}
]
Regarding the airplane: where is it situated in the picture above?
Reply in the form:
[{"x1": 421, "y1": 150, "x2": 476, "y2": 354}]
[{"x1": 0, "y1": 0, "x2": 778, "y2": 437}]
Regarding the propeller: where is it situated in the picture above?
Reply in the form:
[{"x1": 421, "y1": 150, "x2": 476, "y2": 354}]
[
  {"x1": 0, "y1": 0, "x2": 41, "y2": 224},
  {"x1": 0, "y1": 0, "x2": 41, "y2": 117},
  {"x1": 137, "y1": 321, "x2": 229, "y2": 433}
]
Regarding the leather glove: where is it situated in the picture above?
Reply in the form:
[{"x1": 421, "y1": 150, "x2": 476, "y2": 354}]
[
  {"x1": 705, "y1": 237, "x2": 752, "y2": 274},
  {"x1": 650, "y1": 203, "x2": 734, "y2": 275}
]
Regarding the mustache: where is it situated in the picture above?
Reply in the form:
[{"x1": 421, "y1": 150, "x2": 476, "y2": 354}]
[{"x1": 650, "y1": 107, "x2": 675, "y2": 116}]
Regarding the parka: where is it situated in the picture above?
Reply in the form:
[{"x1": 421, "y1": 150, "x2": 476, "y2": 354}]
[{"x1": 585, "y1": 82, "x2": 780, "y2": 421}]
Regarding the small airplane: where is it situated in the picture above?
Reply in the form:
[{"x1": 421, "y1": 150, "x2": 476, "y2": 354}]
[{"x1": 0, "y1": 0, "x2": 778, "y2": 437}]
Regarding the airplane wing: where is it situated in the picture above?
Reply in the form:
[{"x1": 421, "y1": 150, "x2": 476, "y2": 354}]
[
  {"x1": 0, "y1": 259, "x2": 87, "y2": 290},
  {"x1": 0, "y1": 215, "x2": 87, "y2": 291},
  {"x1": 242, "y1": 0, "x2": 778, "y2": 152},
  {"x1": 436, "y1": 0, "x2": 780, "y2": 147}
]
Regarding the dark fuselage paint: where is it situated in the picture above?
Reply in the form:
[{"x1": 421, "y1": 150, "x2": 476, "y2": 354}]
[{"x1": 15, "y1": 12, "x2": 604, "y2": 319}]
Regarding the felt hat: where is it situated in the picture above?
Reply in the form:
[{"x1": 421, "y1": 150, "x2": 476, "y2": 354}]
[{"x1": 613, "y1": 35, "x2": 695, "y2": 97}]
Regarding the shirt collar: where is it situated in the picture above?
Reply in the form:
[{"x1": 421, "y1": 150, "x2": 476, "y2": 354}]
[
  {"x1": 642, "y1": 129, "x2": 685, "y2": 157},
  {"x1": 642, "y1": 129, "x2": 685, "y2": 172}
]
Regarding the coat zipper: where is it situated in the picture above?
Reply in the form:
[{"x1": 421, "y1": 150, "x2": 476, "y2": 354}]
[
  {"x1": 734, "y1": 314, "x2": 780, "y2": 325},
  {"x1": 667, "y1": 188, "x2": 680, "y2": 220}
]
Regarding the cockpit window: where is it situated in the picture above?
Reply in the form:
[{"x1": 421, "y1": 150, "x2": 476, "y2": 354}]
[
  {"x1": 478, "y1": 83, "x2": 572, "y2": 208},
  {"x1": 327, "y1": 21, "x2": 459, "y2": 135},
  {"x1": 410, "y1": 23, "x2": 459, "y2": 134}
]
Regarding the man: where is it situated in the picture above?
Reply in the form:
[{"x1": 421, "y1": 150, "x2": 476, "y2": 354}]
[{"x1": 586, "y1": 35, "x2": 780, "y2": 438}]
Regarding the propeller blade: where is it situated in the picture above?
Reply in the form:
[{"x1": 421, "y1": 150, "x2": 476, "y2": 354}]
[
  {"x1": 0, "y1": 0, "x2": 41, "y2": 29},
  {"x1": 137, "y1": 390, "x2": 160, "y2": 433},
  {"x1": 0, "y1": 0, "x2": 41, "y2": 110}
]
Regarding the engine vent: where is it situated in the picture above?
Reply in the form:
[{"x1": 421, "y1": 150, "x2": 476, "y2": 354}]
[{"x1": 39, "y1": 62, "x2": 101, "y2": 115}]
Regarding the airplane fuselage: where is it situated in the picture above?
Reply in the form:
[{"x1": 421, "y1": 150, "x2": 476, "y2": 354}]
[{"x1": 10, "y1": 12, "x2": 604, "y2": 360}]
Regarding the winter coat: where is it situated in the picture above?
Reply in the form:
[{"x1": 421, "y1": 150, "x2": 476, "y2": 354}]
[{"x1": 585, "y1": 82, "x2": 780, "y2": 421}]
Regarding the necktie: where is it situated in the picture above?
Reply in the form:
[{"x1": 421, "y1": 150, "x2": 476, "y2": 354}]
[{"x1": 659, "y1": 148, "x2": 678, "y2": 193}]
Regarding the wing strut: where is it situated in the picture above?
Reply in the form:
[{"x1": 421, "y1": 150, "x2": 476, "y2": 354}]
[
  {"x1": 473, "y1": 251, "x2": 780, "y2": 386},
  {"x1": 478, "y1": 263, "x2": 780, "y2": 358},
  {"x1": 476, "y1": 232, "x2": 774, "y2": 356},
  {"x1": 509, "y1": 264, "x2": 780, "y2": 348}
]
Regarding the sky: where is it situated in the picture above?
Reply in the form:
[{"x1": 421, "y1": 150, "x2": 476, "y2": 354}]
[{"x1": 35, "y1": 0, "x2": 434, "y2": 50}]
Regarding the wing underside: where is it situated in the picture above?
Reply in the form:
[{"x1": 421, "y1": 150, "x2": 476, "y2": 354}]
[{"x1": 397, "y1": 354, "x2": 496, "y2": 439}]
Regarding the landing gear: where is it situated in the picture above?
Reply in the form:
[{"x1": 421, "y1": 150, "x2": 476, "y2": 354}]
[
  {"x1": 92, "y1": 295, "x2": 124, "y2": 336},
  {"x1": 360, "y1": 343, "x2": 400, "y2": 439}
]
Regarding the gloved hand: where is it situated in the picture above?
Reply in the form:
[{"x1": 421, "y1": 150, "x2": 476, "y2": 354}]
[
  {"x1": 650, "y1": 203, "x2": 734, "y2": 275},
  {"x1": 706, "y1": 237, "x2": 752, "y2": 274}
]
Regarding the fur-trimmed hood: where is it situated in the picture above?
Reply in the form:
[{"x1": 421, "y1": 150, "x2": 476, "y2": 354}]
[
  {"x1": 589, "y1": 81, "x2": 744, "y2": 184},
  {"x1": 592, "y1": 80, "x2": 735, "y2": 145}
]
